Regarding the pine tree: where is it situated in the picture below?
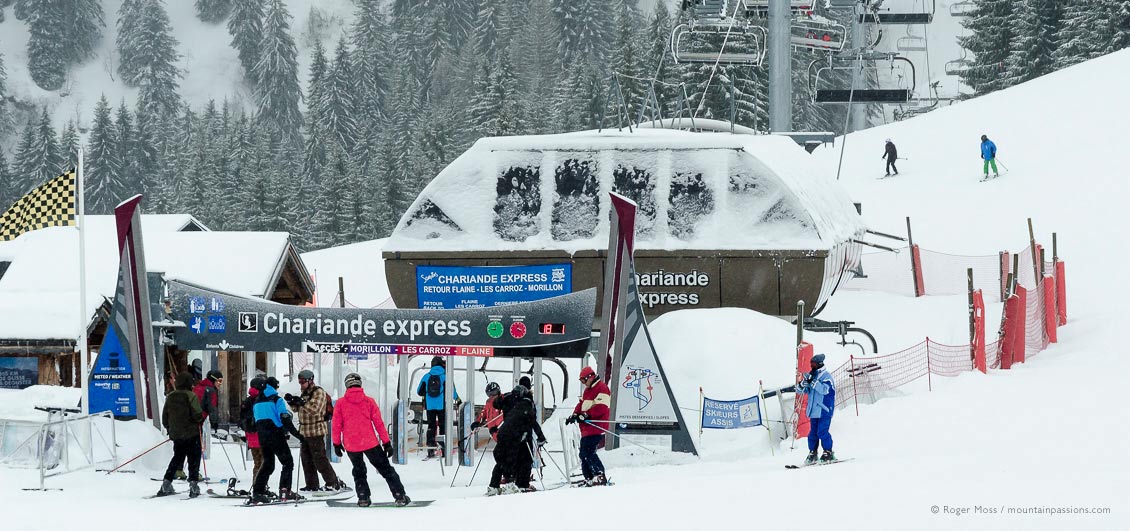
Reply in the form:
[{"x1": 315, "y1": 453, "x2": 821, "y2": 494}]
[
  {"x1": 611, "y1": 0, "x2": 646, "y2": 117},
  {"x1": 302, "y1": 41, "x2": 330, "y2": 185},
  {"x1": 86, "y1": 96, "x2": 124, "y2": 214},
  {"x1": 310, "y1": 143, "x2": 352, "y2": 249},
  {"x1": 513, "y1": 0, "x2": 560, "y2": 135},
  {"x1": 29, "y1": 109, "x2": 63, "y2": 185},
  {"x1": 474, "y1": 0, "x2": 506, "y2": 62},
  {"x1": 470, "y1": 55, "x2": 522, "y2": 137},
  {"x1": 115, "y1": 101, "x2": 140, "y2": 198},
  {"x1": 1107, "y1": 1, "x2": 1130, "y2": 52},
  {"x1": 229, "y1": 0, "x2": 266, "y2": 83},
  {"x1": 1003, "y1": 0, "x2": 1060, "y2": 87},
  {"x1": 63, "y1": 0, "x2": 105, "y2": 64},
  {"x1": 0, "y1": 148, "x2": 13, "y2": 210},
  {"x1": 351, "y1": 0, "x2": 392, "y2": 122},
  {"x1": 960, "y1": 0, "x2": 1014, "y2": 95},
  {"x1": 253, "y1": 0, "x2": 303, "y2": 141},
  {"x1": 12, "y1": 116, "x2": 39, "y2": 194},
  {"x1": 128, "y1": 0, "x2": 183, "y2": 119},
  {"x1": 0, "y1": 53, "x2": 9, "y2": 136},
  {"x1": 321, "y1": 38, "x2": 360, "y2": 153},
  {"x1": 132, "y1": 103, "x2": 163, "y2": 205},
  {"x1": 553, "y1": 0, "x2": 614, "y2": 67},
  {"x1": 195, "y1": 0, "x2": 231, "y2": 23},
  {"x1": 60, "y1": 120, "x2": 79, "y2": 172},
  {"x1": 116, "y1": 0, "x2": 146, "y2": 83},
  {"x1": 26, "y1": 0, "x2": 68, "y2": 91}
]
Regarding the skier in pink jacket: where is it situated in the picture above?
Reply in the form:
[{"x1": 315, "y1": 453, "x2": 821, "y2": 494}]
[{"x1": 331, "y1": 373, "x2": 410, "y2": 507}]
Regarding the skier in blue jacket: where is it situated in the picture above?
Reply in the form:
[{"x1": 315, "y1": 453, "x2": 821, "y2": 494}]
[
  {"x1": 980, "y1": 135, "x2": 999, "y2": 178},
  {"x1": 249, "y1": 381, "x2": 305, "y2": 504},
  {"x1": 797, "y1": 353, "x2": 836, "y2": 464},
  {"x1": 416, "y1": 356, "x2": 460, "y2": 458}
]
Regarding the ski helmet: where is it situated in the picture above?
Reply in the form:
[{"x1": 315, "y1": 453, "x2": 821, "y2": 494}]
[
  {"x1": 298, "y1": 369, "x2": 315, "y2": 382},
  {"x1": 431, "y1": 356, "x2": 445, "y2": 367},
  {"x1": 250, "y1": 377, "x2": 267, "y2": 391},
  {"x1": 485, "y1": 382, "x2": 501, "y2": 396},
  {"x1": 344, "y1": 373, "x2": 363, "y2": 388},
  {"x1": 811, "y1": 354, "x2": 826, "y2": 368},
  {"x1": 512, "y1": 384, "x2": 530, "y2": 399},
  {"x1": 266, "y1": 376, "x2": 280, "y2": 389},
  {"x1": 981, "y1": 134, "x2": 988, "y2": 141}
]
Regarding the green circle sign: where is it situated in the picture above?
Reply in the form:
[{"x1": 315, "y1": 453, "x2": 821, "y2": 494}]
[{"x1": 487, "y1": 321, "x2": 504, "y2": 339}]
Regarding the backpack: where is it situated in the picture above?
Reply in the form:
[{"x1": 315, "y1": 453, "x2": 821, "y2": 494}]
[
  {"x1": 426, "y1": 374, "x2": 442, "y2": 398},
  {"x1": 323, "y1": 390, "x2": 334, "y2": 422},
  {"x1": 239, "y1": 396, "x2": 257, "y2": 433}
]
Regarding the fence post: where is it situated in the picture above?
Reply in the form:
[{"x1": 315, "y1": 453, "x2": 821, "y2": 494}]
[
  {"x1": 967, "y1": 268, "x2": 975, "y2": 363},
  {"x1": 925, "y1": 337, "x2": 933, "y2": 392},
  {"x1": 1015, "y1": 285, "x2": 1028, "y2": 364},
  {"x1": 1043, "y1": 275, "x2": 1057, "y2": 344},
  {"x1": 850, "y1": 355, "x2": 859, "y2": 417},
  {"x1": 907, "y1": 217, "x2": 924, "y2": 297},
  {"x1": 999, "y1": 251, "x2": 1010, "y2": 301},
  {"x1": 1027, "y1": 218, "x2": 1041, "y2": 290},
  {"x1": 1056, "y1": 260, "x2": 1067, "y2": 325}
]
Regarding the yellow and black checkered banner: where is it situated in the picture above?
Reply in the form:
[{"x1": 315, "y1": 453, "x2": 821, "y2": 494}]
[{"x1": 0, "y1": 170, "x2": 77, "y2": 241}]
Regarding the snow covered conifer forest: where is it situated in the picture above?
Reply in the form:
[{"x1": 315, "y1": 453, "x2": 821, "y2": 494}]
[{"x1": 0, "y1": 0, "x2": 1128, "y2": 251}]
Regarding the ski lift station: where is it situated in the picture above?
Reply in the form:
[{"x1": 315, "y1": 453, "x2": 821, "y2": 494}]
[{"x1": 382, "y1": 128, "x2": 866, "y2": 322}]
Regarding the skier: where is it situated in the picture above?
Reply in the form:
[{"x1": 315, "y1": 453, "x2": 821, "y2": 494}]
[
  {"x1": 331, "y1": 373, "x2": 410, "y2": 507},
  {"x1": 240, "y1": 377, "x2": 265, "y2": 482},
  {"x1": 565, "y1": 366, "x2": 610, "y2": 486},
  {"x1": 285, "y1": 370, "x2": 346, "y2": 492},
  {"x1": 980, "y1": 134, "x2": 999, "y2": 178},
  {"x1": 249, "y1": 378, "x2": 305, "y2": 503},
  {"x1": 486, "y1": 385, "x2": 546, "y2": 496},
  {"x1": 796, "y1": 353, "x2": 837, "y2": 464},
  {"x1": 157, "y1": 372, "x2": 204, "y2": 497},
  {"x1": 193, "y1": 369, "x2": 222, "y2": 427},
  {"x1": 882, "y1": 138, "x2": 899, "y2": 176},
  {"x1": 416, "y1": 356, "x2": 459, "y2": 458},
  {"x1": 470, "y1": 382, "x2": 504, "y2": 441}
]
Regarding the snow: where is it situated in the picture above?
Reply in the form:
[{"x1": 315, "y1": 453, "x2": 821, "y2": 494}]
[
  {"x1": 4, "y1": 45, "x2": 1130, "y2": 531},
  {"x1": 299, "y1": 238, "x2": 392, "y2": 308},
  {"x1": 0, "y1": 217, "x2": 293, "y2": 339},
  {"x1": 387, "y1": 129, "x2": 866, "y2": 253}
]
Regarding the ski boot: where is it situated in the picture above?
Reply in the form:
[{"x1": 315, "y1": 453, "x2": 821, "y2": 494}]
[
  {"x1": 501, "y1": 483, "x2": 520, "y2": 495},
  {"x1": 247, "y1": 491, "x2": 272, "y2": 505},
  {"x1": 520, "y1": 485, "x2": 538, "y2": 493},
  {"x1": 820, "y1": 450, "x2": 836, "y2": 462},
  {"x1": 298, "y1": 485, "x2": 320, "y2": 493},
  {"x1": 174, "y1": 469, "x2": 187, "y2": 481},
  {"x1": 804, "y1": 451, "x2": 819, "y2": 465},
  {"x1": 278, "y1": 488, "x2": 305, "y2": 502},
  {"x1": 485, "y1": 487, "x2": 501, "y2": 497},
  {"x1": 590, "y1": 473, "x2": 608, "y2": 486},
  {"x1": 394, "y1": 493, "x2": 411, "y2": 507},
  {"x1": 357, "y1": 495, "x2": 371, "y2": 507},
  {"x1": 188, "y1": 480, "x2": 200, "y2": 498},
  {"x1": 156, "y1": 479, "x2": 176, "y2": 497},
  {"x1": 326, "y1": 479, "x2": 348, "y2": 492}
]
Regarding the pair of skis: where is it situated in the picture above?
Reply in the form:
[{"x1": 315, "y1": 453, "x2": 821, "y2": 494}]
[{"x1": 785, "y1": 457, "x2": 854, "y2": 469}]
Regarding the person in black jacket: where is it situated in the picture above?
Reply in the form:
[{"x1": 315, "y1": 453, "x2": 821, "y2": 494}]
[
  {"x1": 485, "y1": 385, "x2": 546, "y2": 496},
  {"x1": 157, "y1": 372, "x2": 204, "y2": 497},
  {"x1": 882, "y1": 139, "x2": 899, "y2": 176}
]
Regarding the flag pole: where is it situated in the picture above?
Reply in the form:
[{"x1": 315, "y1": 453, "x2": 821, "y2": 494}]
[{"x1": 78, "y1": 149, "x2": 90, "y2": 415}]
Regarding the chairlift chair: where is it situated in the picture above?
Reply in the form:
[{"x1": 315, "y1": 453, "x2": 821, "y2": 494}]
[
  {"x1": 810, "y1": 54, "x2": 916, "y2": 104},
  {"x1": 892, "y1": 81, "x2": 939, "y2": 121},
  {"x1": 792, "y1": 18, "x2": 847, "y2": 52},
  {"x1": 683, "y1": 0, "x2": 731, "y2": 21},
  {"x1": 742, "y1": 0, "x2": 815, "y2": 18},
  {"x1": 949, "y1": 1, "x2": 975, "y2": 17},
  {"x1": 895, "y1": 26, "x2": 927, "y2": 52},
  {"x1": 670, "y1": 21, "x2": 768, "y2": 65},
  {"x1": 944, "y1": 58, "x2": 971, "y2": 76},
  {"x1": 859, "y1": 0, "x2": 935, "y2": 24}
]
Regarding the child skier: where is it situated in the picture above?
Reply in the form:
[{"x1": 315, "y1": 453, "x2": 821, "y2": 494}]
[
  {"x1": 796, "y1": 353, "x2": 837, "y2": 464},
  {"x1": 331, "y1": 373, "x2": 410, "y2": 507}
]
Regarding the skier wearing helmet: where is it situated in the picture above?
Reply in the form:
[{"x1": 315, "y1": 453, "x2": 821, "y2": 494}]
[
  {"x1": 332, "y1": 373, "x2": 410, "y2": 507},
  {"x1": 471, "y1": 382, "x2": 505, "y2": 441},
  {"x1": 416, "y1": 356, "x2": 459, "y2": 458},
  {"x1": 486, "y1": 384, "x2": 546, "y2": 495},
  {"x1": 565, "y1": 366, "x2": 611, "y2": 486}
]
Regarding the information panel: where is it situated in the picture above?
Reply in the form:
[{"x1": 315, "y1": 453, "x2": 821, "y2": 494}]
[{"x1": 416, "y1": 264, "x2": 572, "y2": 309}]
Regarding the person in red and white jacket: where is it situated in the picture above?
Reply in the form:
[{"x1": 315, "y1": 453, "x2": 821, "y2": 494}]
[
  {"x1": 331, "y1": 373, "x2": 410, "y2": 507},
  {"x1": 566, "y1": 366, "x2": 610, "y2": 486},
  {"x1": 470, "y1": 382, "x2": 505, "y2": 441}
]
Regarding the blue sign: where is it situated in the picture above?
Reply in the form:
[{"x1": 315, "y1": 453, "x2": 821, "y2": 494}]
[
  {"x1": 88, "y1": 325, "x2": 137, "y2": 418},
  {"x1": 701, "y1": 395, "x2": 762, "y2": 429},
  {"x1": 207, "y1": 315, "x2": 227, "y2": 333},
  {"x1": 209, "y1": 297, "x2": 225, "y2": 312},
  {"x1": 416, "y1": 264, "x2": 572, "y2": 309},
  {"x1": 189, "y1": 296, "x2": 207, "y2": 314},
  {"x1": 189, "y1": 316, "x2": 205, "y2": 334},
  {"x1": 0, "y1": 357, "x2": 38, "y2": 389}
]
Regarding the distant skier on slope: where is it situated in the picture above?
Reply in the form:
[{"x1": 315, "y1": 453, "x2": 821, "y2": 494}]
[
  {"x1": 796, "y1": 353, "x2": 837, "y2": 465},
  {"x1": 882, "y1": 139, "x2": 899, "y2": 176},
  {"x1": 981, "y1": 135, "x2": 1000, "y2": 179}
]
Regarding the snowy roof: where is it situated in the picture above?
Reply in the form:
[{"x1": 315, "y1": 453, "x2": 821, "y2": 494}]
[
  {"x1": 300, "y1": 238, "x2": 393, "y2": 308},
  {"x1": 0, "y1": 219, "x2": 303, "y2": 341},
  {"x1": 386, "y1": 128, "x2": 865, "y2": 253}
]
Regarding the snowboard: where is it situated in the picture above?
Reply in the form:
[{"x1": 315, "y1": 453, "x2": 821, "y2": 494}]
[
  {"x1": 785, "y1": 457, "x2": 854, "y2": 469},
  {"x1": 206, "y1": 489, "x2": 247, "y2": 499},
  {"x1": 240, "y1": 494, "x2": 351, "y2": 507},
  {"x1": 325, "y1": 499, "x2": 434, "y2": 508},
  {"x1": 309, "y1": 487, "x2": 354, "y2": 498}
]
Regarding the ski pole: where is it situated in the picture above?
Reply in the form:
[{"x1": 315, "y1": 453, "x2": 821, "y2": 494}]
[
  {"x1": 217, "y1": 437, "x2": 238, "y2": 477},
  {"x1": 539, "y1": 446, "x2": 568, "y2": 481},
  {"x1": 580, "y1": 420, "x2": 658, "y2": 455},
  {"x1": 526, "y1": 442, "x2": 545, "y2": 491},
  {"x1": 466, "y1": 441, "x2": 490, "y2": 487},
  {"x1": 996, "y1": 159, "x2": 1009, "y2": 171},
  {"x1": 104, "y1": 438, "x2": 170, "y2": 474}
]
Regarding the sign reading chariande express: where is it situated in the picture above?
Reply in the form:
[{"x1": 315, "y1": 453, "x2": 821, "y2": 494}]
[
  {"x1": 166, "y1": 280, "x2": 595, "y2": 357},
  {"x1": 416, "y1": 264, "x2": 572, "y2": 309}
]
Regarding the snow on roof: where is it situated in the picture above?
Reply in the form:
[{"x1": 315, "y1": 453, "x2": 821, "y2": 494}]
[
  {"x1": 386, "y1": 128, "x2": 864, "y2": 253},
  {"x1": 300, "y1": 238, "x2": 392, "y2": 308},
  {"x1": 0, "y1": 222, "x2": 294, "y2": 341}
]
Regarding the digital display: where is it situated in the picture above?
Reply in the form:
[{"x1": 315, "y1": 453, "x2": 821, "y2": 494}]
[{"x1": 539, "y1": 323, "x2": 566, "y2": 335}]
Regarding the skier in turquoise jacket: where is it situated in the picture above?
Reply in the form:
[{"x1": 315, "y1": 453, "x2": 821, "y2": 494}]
[
  {"x1": 981, "y1": 135, "x2": 999, "y2": 178},
  {"x1": 797, "y1": 353, "x2": 836, "y2": 464}
]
